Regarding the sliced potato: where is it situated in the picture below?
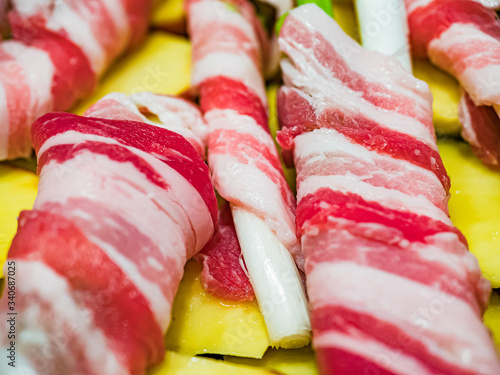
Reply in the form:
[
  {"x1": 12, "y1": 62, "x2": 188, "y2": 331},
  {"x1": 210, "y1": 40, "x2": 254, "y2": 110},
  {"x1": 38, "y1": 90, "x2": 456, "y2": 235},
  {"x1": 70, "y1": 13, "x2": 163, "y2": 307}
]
[
  {"x1": 413, "y1": 59, "x2": 462, "y2": 135},
  {"x1": 165, "y1": 260, "x2": 270, "y2": 358},
  {"x1": 0, "y1": 165, "x2": 38, "y2": 278},
  {"x1": 149, "y1": 351, "x2": 275, "y2": 374},
  {"x1": 484, "y1": 292, "x2": 500, "y2": 349},
  {"x1": 73, "y1": 32, "x2": 191, "y2": 114},
  {"x1": 333, "y1": 1, "x2": 360, "y2": 42},
  {"x1": 438, "y1": 138, "x2": 500, "y2": 288},
  {"x1": 225, "y1": 346, "x2": 319, "y2": 375}
]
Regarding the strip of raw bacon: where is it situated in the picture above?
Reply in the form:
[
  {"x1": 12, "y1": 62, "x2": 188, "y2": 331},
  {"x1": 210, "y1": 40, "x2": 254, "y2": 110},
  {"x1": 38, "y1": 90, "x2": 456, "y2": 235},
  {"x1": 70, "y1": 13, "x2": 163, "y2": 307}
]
[
  {"x1": 459, "y1": 91, "x2": 500, "y2": 169},
  {"x1": 405, "y1": 0, "x2": 500, "y2": 168},
  {"x1": 187, "y1": 0, "x2": 311, "y2": 348},
  {"x1": 278, "y1": 4, "x2": 500, "y2": 374},
  {"x1": 0, "y1": 0, "x2": 151, "y2": 160},
  {"x1": 406, "y1": 0, "x2": 500, "y2": 106},
  {"x1": 0, "y1": 95, "x2": 217, "y2": 375},
  {"x1": 196, "y1": 202, "x2": 255, "y2": 301},
  {"x1": 188, "y1": 0, "x2": 298, "y2": 271}
]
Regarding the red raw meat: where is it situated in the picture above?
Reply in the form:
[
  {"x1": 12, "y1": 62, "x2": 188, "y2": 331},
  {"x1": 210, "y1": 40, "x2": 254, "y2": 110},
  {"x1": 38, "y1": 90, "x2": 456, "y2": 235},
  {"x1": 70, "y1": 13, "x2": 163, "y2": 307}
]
[
  {"x1": 278, "y1": 5, "x2": 499, "y2": 374},
  {"x1": 188, "y1": 0, "x2": 301, "y2": 265},
  {"x1": 196, "y1": 203, "x2": 254, "y2": 301},
  {"x1": 459, "y1": 92, "x2": 500, "y2": 169},
  {"x1": 0, "y1": 94, "x2": 217, "y2": 375}
]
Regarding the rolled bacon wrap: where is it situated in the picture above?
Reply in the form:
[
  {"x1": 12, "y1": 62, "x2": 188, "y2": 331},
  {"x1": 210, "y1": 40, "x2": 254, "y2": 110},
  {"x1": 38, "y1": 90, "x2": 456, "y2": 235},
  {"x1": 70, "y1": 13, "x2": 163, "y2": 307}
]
[
  {"x1": 0, "y1": 94, "x2": 217, "y2": 375},
  {"x1": 459, "y1": 91, "x2": 500, "y2": 169},
  {"x1": 278, "y1": 4, "x2": 499, "y2": 374},
  {"x1": 0, "y1": 0, "x2": 151, "y2": 160},
  {"x1": 406, "y1": 0, "x2": 500, "y2": 105},
  {"x1": 187, "y1": 0, "x2": 300, "y2": 263},
  {"x1": 405, "y1": 0, "x2": 500, "y2": 168}
]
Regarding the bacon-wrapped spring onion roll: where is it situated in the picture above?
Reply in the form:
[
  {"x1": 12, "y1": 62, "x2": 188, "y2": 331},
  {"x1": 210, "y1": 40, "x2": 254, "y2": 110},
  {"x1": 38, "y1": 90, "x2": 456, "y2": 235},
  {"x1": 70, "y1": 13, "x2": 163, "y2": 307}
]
[
  {"x1": 195, "y1": 202, "x2": 256, "y2": 301},
  {"x1": 187, "y1": 0, "x2": 311, "y2": 348},
  {"x1": 405, "y1": 0, "x2": 500, "y2": 168},
  {"x1": 0, "y1": 0, "x2": 151, "y2": 160},
  {"x1": 0, "y1": 96, "x2": 217, "y2": 375},
  {"x1": 278, "y1": 4, "x2": 500, "y2": 374}
]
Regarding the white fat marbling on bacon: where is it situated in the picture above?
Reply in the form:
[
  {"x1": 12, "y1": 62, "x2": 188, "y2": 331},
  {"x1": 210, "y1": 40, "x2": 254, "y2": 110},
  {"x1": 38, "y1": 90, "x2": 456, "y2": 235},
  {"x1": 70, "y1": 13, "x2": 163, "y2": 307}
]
[
  {"x1": 0, "y1": 1, "x2": 150, "y2": 162},
  {"x1": 86, "y1": 92, "x2": 208, "y2": 158},
  {"x1": 298, "y1": 175, "x2": 451, "y2": 225},
  {"x1": 458, "y1": 93, "x2": 480, "y2": 146},
  {"x1": 45, "y1": 3, "x2": 106, "y2": 74},
  {"x1": 85, "y1": 92, "x2": 146, "y2": 121},
  {"x1": 3, "y1": 42, "x2": 55, "y2": 125},
  {"x1": 189, "y1": 0, "x2": 258, "y2": 45},
  {"x1": 459, "y1": 64, "x2": 500, "y2": 107},
  {"x1": 308, "y1": 262, "x2": 499, "y2": 374},
  {"x1": 281, "y1": 4, "x2": 433, "y2": 127},
  {"x1": 0, "y1": 40, "x2": 55, "y2": 159},
  {"x1": 35, "y1": 148, "x2": 195, "y2": 258},
  {"x1": 475, "y1": 0, "x2": 500, "y2": 8},
  {"x1": 189, "y1": 0, "x2": 300, "y2": 267},
  {"x1": 0, "y1": 82, "x2": 9, "y2": 160},
  {"x1": 36, "y1": 131, "x2": 214, "y2": 255},
  {"x1": 405, "y1": 0, "x2": 434, "y2": 14},
  {"x1": 130, "y1": 92, "x2": 208, "y2": 154},
  {"x1": 415, "y1": 233, "x2": 490, "y2": 307},
  {"x1": 2, "y1": 89, "x2": 216, "y2": 372},
  {"x1": 210, "y1": 150, "x2": 300, "y2": 260},
  {"x1": 205, "y1": 108, "x2": 276, "y2": 151},
  {"x1": 11, "y1": 0, "x2": 123, "y2": 75},
  {"x1": 279, "y1": 6, "x2": 498, "y2": 372},
  {"x1": 100, "y1": 0, "x2": 130, "y2": 40},
  {"x1": 36, "y1": 156, "x2": 184, "y2": 331},
  {"x1": 293, "y1": 129, "x2": 448, "y2": 211},
  {"x1": 34, "y1": 129, "x2": 213, "y2": 332},
  {"x1": 13, "y1": 0, "x2": 130, "y2": 71},
  {"x1": 306, "y1": 228, "x2": 486, "y2": 305},
  {"x1": 281, "y1": 61, "x2": 437, "y2": 149},
  {"x1": 407, "y1": 0, "x2": 500, "y2": 13},
  {"x1": 428, "y1": 23, "x2": 500, "y2": 106},
  {"x1": 11, "y1": 0, "x2": 51, "y2": 16},
  {"x1": 193, "y1": 51, "x2": 266, "y2": 105},
  {"x1": 207, "y1": 110, "x2": 298, "y2": 257},
  {"x1": 189, "y1": 0, "x2": 264, "y2": 81},
  {"x1": 7, "y1": 260, "x2": 128, "y2": 375},
  {"x1": 314, "y1": 331, "x2": 434, "y2": 375}
]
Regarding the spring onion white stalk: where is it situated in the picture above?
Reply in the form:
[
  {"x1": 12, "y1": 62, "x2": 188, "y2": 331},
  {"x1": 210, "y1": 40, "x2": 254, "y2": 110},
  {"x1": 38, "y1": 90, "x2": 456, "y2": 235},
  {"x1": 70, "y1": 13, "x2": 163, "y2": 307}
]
[
  {"x1": 231, "y1": 205, "x2": 311, "y2": 349},
  {"x1": 354, "y1": 0, "x2": 412, "y2": 71}
]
